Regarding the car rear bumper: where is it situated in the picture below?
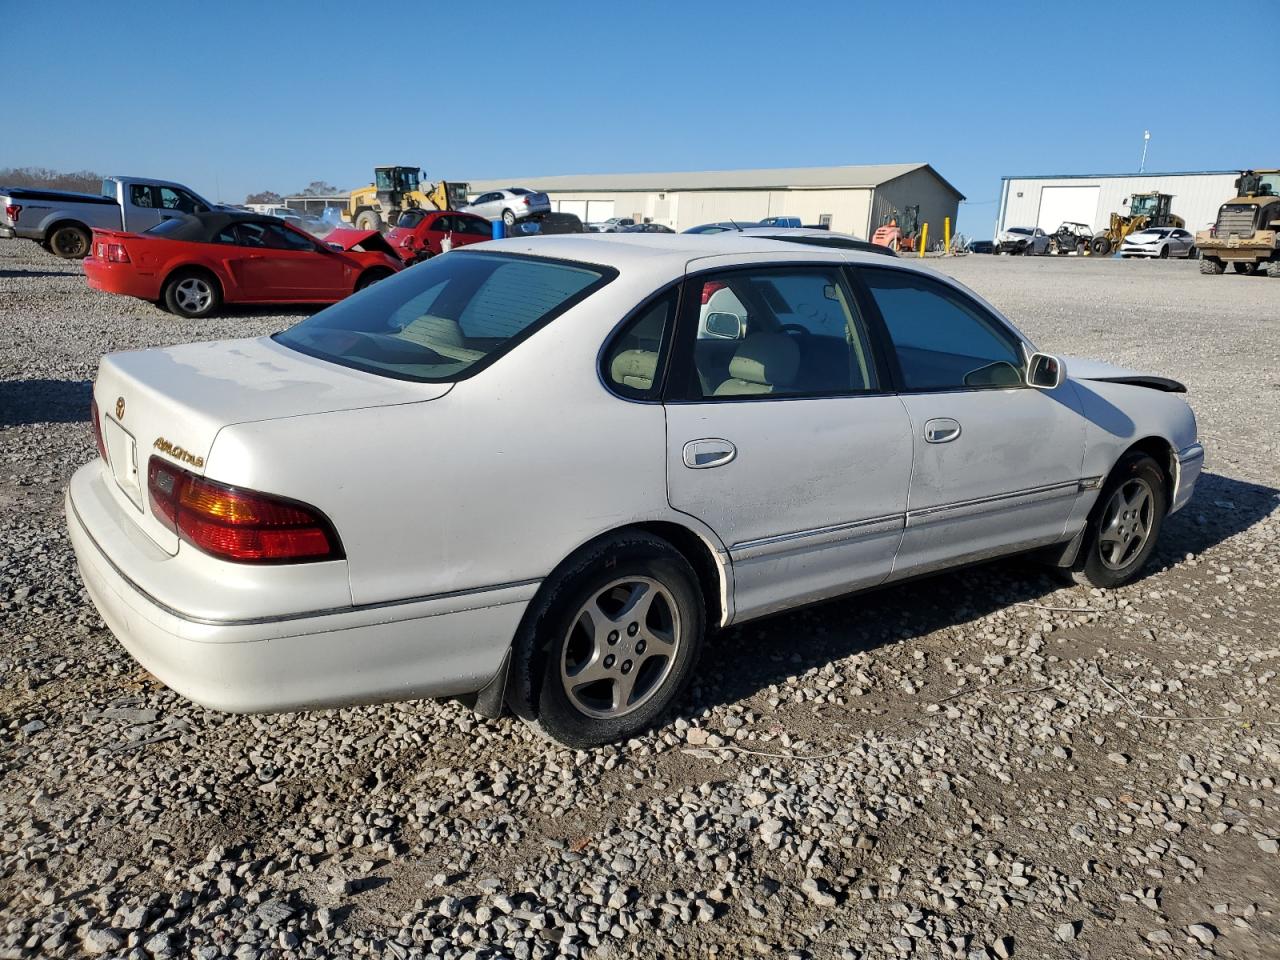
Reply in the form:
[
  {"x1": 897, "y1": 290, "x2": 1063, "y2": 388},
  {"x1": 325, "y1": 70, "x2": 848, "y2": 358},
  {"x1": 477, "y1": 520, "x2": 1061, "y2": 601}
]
[
  {"x1": 83, "y1": 257, "x2": 163, "y2": 301},
  {"x1": 1171, "y1": 442, "x2": 1204, "y2": 514},
  {"x1": 0, "y1": 225, "x2": 15, "y2": 239},
  {"x1": 66, "y1": 462, "x2": 532, "y2": 713}
]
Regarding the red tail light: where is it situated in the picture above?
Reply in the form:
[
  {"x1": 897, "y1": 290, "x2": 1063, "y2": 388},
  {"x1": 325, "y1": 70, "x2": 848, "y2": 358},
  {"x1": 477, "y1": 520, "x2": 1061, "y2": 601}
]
[
  {"x1": 105, "y1": 242, "x2": 130, "y2": 263},
  {"x1": 147, "y1": 457, "x2": 342, "y2": 564},
  {"x1": 90, "y1": 397, "x2": 109, "y2": 463},
  {"x1": 700, "y1": 280, "x2": 727, "y2": 304},
  {"x1": 4, "y1": 204, "x2": 19, "y2": 223}
]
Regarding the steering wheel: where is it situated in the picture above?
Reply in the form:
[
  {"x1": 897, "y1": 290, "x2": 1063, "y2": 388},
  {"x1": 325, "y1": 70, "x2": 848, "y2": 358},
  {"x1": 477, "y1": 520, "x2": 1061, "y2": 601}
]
[{"x1": 779, "y1": 323, "x2": 811, "y2": 336}]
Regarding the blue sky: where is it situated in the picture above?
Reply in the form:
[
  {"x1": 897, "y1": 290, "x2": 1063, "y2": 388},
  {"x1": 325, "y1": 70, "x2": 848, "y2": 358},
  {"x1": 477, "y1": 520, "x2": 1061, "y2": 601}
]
[{"x1": 5, "y1": 0, "x2": 1267, "y2": 237}]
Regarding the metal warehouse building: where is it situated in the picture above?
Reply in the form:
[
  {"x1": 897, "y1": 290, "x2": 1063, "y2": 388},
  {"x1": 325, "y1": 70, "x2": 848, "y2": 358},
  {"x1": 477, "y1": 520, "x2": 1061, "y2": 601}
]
[
  {"x1": 996, "y1": 171, "x2": 1238, "y2": 237},
  {"x1": 468, "y1": 163, "x2": 964, "y2": 237}
]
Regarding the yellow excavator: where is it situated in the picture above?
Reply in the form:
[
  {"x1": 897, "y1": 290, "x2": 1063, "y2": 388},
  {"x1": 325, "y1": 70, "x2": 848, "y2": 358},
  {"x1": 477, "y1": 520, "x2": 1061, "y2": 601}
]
[
  {"x1": 343, "y1": 166, "x2": 471, "y2": 232},
  {"x1": 1090, "y1": 192, "x2": 1184, "y2": 255}
]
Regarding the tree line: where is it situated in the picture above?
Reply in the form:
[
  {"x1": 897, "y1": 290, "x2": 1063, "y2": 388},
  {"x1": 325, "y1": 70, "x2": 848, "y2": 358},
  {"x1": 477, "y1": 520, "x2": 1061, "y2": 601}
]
[{"x1": 0, "y1": 167, "x2": 343, "y2": 204}]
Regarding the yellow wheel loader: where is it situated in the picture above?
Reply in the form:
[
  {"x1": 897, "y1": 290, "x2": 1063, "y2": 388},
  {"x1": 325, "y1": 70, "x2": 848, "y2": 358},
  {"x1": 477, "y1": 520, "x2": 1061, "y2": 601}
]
[
  {"x1": 344, "y1": 166, "x2": 471, "y2": 232},
  {"x1": 1089, "y1": 192, "x2": 1184, "y2": 255}
]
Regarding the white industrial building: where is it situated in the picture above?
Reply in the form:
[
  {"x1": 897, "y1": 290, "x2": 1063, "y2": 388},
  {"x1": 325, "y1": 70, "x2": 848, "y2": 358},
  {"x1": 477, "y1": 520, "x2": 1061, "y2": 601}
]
[
  {"x1": 996, "y1": 170, "x2": 1238, "y2": 236},
  {"x1": 468, "y1": 163, "x2": 964, "y2": 237}
]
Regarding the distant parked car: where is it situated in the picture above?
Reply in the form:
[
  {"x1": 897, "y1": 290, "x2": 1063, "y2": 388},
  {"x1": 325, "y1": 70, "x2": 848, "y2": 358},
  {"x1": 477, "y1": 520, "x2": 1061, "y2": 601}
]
[
  {"x1": 735, "y1": 226, "x2": 896, "y2": 257},
  {"x1": 589, "y1": 218, "x2": 635, "y2": 233},
  {"x1": 84, "y1": 212, "x2": 402, "y2": 318},
  {"x1": 758, "y1": 216, "x2": 801, "y2": 228},
  {"x1": 996, "y1": 227, "x2": 1049, "y2": 256},
  {"x1": 386, "y1": 210, "x2": 492, "y2": 262},
  {"x1": 683, "y1": 221, "x2": 760, "y2": 234},
  {"x1": 1120, "y1": 227, "x2": 1197, "y2": 259},
  {"x1": 537, "y1": 212, "x2": 586, "y2": 234},
  {"x1": 620, "y1": 223, "x2": 675, "y2": 233},
  {"x1": 969, "y1": 240, "x2": 995, "y2": 254},
  {"x1": 0, "y1": 175, "x2": 221, "y2": 259},
  {"x1": 461, "y1": 188, "x2": 551, "y2": 226}
]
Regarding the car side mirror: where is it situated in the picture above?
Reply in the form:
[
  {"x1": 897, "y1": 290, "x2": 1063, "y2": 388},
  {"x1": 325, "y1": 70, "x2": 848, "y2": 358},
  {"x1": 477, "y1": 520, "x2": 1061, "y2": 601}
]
[
  {"x1": 1027, "y1": 352, "x2": 1065, "y2": 390},
  {"x1": 704, "y1": 312, "x2": 745, "y2": 340}
]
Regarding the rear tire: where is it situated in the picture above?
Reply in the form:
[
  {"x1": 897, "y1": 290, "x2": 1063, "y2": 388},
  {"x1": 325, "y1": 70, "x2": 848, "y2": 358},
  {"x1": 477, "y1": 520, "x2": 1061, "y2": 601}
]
[
  {"x1": 1071, "y1": 453, "x2": 1167, "y2": 589},
  {"x1": 48, "y1": 224, "x2": 91, "y2": 259},
  {"x1": 502, "y1": 209, "x2": 516, "y2": 227},
  {"x1": 1199, "y1": 258, "x2": 1224, "y2": 275},
  {"x1": 355, "y1": 210, "x2": 383, "y2": 232},
  {"x1": 510, "y1": 532, "x2": 705, "y2": 748},
  {"x1": 1267, "y1": 260, "x2": 1280, "y2": 278},
  {"x1": 163, "y1": 269, "x2": 221, "y2": 318}
]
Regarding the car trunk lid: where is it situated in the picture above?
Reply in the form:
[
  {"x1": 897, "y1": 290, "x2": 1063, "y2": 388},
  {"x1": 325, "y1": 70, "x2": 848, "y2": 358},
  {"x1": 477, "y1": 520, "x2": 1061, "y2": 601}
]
[{"x1": 94, "y1": 336, "x2": 450, "y2": 553}]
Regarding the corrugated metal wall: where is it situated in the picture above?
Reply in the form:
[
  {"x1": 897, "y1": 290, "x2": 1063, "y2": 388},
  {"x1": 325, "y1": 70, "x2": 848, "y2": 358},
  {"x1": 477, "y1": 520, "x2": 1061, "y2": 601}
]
[
  {"x1": 997, "y1": 173, "x2": 1238, "y2": 235},
  {"x1": 871, "y1": 168, "x2": 963, "y2": 244}
]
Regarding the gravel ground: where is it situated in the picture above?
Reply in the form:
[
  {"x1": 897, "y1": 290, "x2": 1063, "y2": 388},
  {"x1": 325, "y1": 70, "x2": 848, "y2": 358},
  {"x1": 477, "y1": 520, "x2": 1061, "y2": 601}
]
[{"x1": 1, "y1": 241, "x2": 1278, "y2": 960}]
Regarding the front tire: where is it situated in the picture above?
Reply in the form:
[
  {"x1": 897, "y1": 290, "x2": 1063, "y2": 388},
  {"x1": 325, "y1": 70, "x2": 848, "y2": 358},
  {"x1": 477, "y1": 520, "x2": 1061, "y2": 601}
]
[
  {"x1": 355, "y1": 210, "x2": 383, "y2": 232},
  {"x1": 355, "y1": 268, "x2": 391, "y2": 291},
  {"x1": 1091, "y1": 236, "x2": 1112, "y2": 255},
  {"x1": 512, "y1": 532, "x2": 705, "y2": 748},
  {"x1": 48, "y1": 224, "x2": 90, "y2": 259},
  {"x1": 1267, "y1": 260, "x2": 1280, "y2": 278},
  {"x1": 1199, "y1": 258, "x2": 1224, "y2": 275},
  {"x1": 1158, "y1": 245, "x2": 1170, "y2": 259},
  {"x1": 1071, "y1": 453, "x2": 1167, "y2": 589},
  {"x1": 163, "y1": 269, "x2": 221, "y2": 318}
]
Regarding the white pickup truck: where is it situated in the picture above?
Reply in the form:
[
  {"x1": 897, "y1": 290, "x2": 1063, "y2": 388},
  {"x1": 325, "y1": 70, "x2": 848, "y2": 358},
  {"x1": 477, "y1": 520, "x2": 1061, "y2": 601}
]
[{"x1": 0, "y1": 176, "x2": 219, "y2": 259}]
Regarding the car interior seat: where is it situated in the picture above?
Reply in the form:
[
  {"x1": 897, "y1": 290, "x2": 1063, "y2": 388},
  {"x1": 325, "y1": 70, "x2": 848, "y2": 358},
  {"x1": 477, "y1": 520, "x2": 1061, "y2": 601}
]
[{"x1": 713, "y1": 333, "x2": 800, "y2": 396}]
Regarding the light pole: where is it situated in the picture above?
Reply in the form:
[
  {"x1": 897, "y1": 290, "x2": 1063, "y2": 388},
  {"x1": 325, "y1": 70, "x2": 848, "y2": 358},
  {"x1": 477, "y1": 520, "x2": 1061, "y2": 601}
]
[{"x1": 1139, "y1": 130, "x2": 1151, "y2": 173}]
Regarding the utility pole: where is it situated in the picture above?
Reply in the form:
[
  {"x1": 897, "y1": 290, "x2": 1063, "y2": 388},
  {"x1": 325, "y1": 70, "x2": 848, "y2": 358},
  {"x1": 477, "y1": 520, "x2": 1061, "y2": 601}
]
[{"x1": 1139, "y1": 130, "x2": 1151, "y2": 173}]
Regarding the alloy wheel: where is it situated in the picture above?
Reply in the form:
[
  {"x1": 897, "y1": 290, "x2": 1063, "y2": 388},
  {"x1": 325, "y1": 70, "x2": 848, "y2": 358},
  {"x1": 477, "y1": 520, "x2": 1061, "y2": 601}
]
[
  {"x1": 559, "y1": 576, "x2": 680, "y2": 719},
  {"x1": 175, "y1": 278, "x2": 212, "y2": 314},
  {"x1": 1098, "y1": 478, "x2": 1154, "y2": 570}
]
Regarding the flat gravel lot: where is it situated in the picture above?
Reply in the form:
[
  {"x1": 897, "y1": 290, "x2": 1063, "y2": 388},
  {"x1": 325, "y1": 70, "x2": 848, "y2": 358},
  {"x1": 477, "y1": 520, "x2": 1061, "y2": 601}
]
[{"x1": 1, "y1": 242, "x2": 1278, "y2": 960}]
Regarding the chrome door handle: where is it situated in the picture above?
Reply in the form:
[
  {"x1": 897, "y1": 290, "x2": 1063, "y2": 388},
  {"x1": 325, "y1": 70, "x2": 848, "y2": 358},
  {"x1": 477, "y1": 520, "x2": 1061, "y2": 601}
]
[
  {"x1": 682, "y1": 438, "x2": 737, "y2": 469},
  {"x1": 923, "y1": 418, "x2": 961, "y2": 443}
]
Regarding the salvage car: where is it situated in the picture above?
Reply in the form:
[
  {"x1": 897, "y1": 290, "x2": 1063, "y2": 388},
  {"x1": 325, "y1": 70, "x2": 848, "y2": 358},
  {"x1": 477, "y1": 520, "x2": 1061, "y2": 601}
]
[
  {"x1": 84, "y1": 212, "x2": 402, "y2": 318},
  {"x1": 67, "y1": 234, "x2": 1203, "y2": 747},
  {"x1": 996, "y1": 226, "x2": 1050, "y2": 255},
  {"x1": 1120, "y1": 227, "x2": 1197, "y2": 259},
  {"x1": 386, "y1": 210, "x2": 492, "y2": 263},
  {"x1": 461, "y1": 188, "x2": 551, "y2": 226}
]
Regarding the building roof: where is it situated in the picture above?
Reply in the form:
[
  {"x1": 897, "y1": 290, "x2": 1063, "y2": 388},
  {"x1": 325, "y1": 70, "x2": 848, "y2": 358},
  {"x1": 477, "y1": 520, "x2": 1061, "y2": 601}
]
[
  {"x1": 1001, "y1": 170, "x2": 1237, "y2": 181},
  {"x1": 469, "y1": 163, "x2": 964, "y2": 198}
]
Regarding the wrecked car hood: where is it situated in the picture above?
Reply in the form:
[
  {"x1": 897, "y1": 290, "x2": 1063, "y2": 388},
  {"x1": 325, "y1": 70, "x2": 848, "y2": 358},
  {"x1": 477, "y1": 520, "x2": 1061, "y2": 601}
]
[
  {"x1": 323, "y1": 228, "x2": 398, "y2": 257},
  {"x1": 1065, "y1": 356, "x2": 1186, "y2": 393}
]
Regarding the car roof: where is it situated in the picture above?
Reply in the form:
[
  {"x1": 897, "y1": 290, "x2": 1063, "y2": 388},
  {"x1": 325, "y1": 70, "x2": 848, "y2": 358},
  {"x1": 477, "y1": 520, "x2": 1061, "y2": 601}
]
[
  {"x1": 477, "y1": 232, "x2": 935, "y2": 273},
  {"x1": 139, "y1": 210, "x2": 294, "y2": 242}
]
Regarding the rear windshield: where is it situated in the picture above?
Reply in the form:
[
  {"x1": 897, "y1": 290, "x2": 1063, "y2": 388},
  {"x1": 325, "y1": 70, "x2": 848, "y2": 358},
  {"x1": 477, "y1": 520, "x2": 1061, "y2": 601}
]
[
  {"x1": 508, "y1": 188, "x2": 532, "y2": 196},
  {"x1": 144, "y1": 217, "x2": 193, "y2": 236},
  {"x1": 275, "y1": 252, "x2": 615, "y2": 382}
]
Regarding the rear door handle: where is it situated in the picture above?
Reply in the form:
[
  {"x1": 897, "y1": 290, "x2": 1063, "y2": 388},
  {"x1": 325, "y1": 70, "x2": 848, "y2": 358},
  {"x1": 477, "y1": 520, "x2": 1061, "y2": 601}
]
[
  {"x1": 683, "y1": 438, "x2": 737, "y2": 469},
  {"x1": 923, "y1": 418, "x2": 961, "y2": 443}
]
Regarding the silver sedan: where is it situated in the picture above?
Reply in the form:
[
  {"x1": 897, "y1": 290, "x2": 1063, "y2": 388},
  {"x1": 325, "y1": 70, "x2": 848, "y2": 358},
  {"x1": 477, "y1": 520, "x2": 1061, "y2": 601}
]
[{"x1": 1120, "y1": 228, "x2": 1197, "y2": 259}]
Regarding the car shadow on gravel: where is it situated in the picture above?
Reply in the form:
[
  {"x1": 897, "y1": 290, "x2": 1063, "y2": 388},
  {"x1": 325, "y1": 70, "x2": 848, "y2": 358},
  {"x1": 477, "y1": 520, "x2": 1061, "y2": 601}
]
[
  {"x1": 687, "y1": 471, "x2": 1277, "y2": 718},
  {"x1": 0, "y1": 378, "x2": 92, "y2": 426},
  {"x1": 0, "y1": 268, "x2": 77, "y2": 278}
]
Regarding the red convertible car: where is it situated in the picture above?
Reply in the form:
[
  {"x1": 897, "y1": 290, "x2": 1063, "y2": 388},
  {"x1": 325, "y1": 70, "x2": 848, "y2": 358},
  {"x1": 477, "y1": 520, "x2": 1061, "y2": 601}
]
[
  {"x1": 385, "y1": 209, "x2": 492, "y2": 263},
  {"x1": 84, "y1": 212, "x2": 403, "y2": 318}
]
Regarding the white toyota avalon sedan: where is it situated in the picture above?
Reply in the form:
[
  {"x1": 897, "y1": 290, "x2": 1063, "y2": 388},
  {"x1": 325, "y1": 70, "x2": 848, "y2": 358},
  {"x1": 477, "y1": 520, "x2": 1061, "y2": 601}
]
[{"x1": 66, "y1": 235, "x2": 1204, "y2": 747}]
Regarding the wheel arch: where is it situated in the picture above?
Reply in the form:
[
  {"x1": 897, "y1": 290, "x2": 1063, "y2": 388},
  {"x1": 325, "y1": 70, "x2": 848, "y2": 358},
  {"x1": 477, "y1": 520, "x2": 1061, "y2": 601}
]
[
  {"x1": 43, "y1": 217, "x2": 91, "y2": 241},
  {"x1": 355, "y1": 265, "x2": 395, "y2": 292},
  {"x1": 1119, "y1": 435, "x2": 1176, "y2": 512},
  {"x1": 484, "y1": 517, "x2": 732, "y2": 721},
  {"x1": 162, "y1": 262, "x2": 224, "y2": 298}
]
